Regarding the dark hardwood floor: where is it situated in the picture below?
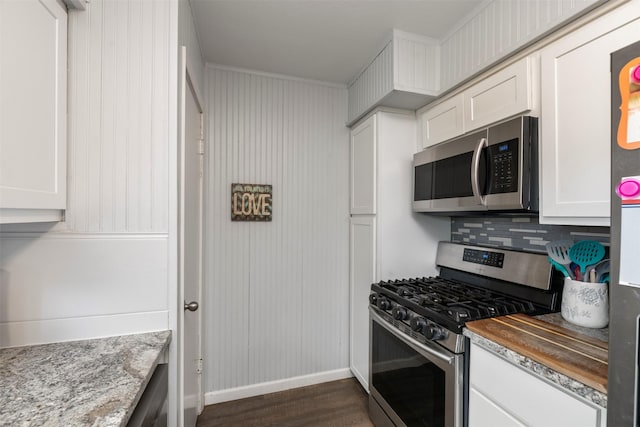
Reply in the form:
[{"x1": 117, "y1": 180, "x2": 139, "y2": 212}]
[{"x1": 196, "y1": 378, "x2": 374, "y2": 427}]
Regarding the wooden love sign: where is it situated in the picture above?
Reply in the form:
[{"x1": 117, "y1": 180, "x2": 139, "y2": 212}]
[{"x1": 231, "y1": 183, "x2": 272, "y2": 221}]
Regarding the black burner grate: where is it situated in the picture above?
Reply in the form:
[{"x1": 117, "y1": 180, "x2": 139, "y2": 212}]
[{"x1": 372, "y1": 277, "x2": 537, "y2": 331}]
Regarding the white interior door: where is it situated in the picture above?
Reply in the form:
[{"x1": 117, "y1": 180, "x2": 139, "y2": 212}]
[{"x1": 179, "y1": 47, "x2": 204, "y2": 427}]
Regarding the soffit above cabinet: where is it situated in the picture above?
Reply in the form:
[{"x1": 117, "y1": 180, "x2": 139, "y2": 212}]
[
  {"x1": 347, "y1": 0, "x2": 610, "y2": 125},
  {"x1": 347, "y1": 30, "x2": 440, "y2": 126}
]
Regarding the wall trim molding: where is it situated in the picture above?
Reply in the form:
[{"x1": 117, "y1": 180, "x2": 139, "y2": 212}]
[
  {"x1": 205, "y1": 63, "x2": 348, "y2": 89},
  {"x1": 203, "y1": 368, "x2": 353, "y2": 405},
  {"x1": 0, "y1": 310, "x2": 169, "y2": 348}
]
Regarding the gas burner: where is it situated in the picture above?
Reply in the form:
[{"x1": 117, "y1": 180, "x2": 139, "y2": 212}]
[
  {"x1": 446, "y1": 306, "x2": 473, "y2": 322},
  {"x1": 395, "y1": 286, "x2": 415, "y2": 297},
  {"x1": 418, "y1": 293, "x2": 443, "y2": 305}
]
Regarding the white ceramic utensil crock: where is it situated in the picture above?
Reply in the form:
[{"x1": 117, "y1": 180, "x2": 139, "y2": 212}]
[{"x1": 561, "y1": 277, "x2": 609, "y2": 328}]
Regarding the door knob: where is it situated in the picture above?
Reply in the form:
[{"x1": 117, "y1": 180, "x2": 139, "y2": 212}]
[{"x1": 184, "y1": 301, "x2": 199, "y2": 312}]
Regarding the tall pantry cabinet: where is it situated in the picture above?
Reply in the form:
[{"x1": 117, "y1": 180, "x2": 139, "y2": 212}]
[{"x1": 349, "y1": 110, "x2": 450, "y2": 391}]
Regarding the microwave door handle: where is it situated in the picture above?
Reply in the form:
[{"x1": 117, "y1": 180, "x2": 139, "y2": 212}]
[{"x1": 471, "y1": 137, "x2": 488, "y2": 206}]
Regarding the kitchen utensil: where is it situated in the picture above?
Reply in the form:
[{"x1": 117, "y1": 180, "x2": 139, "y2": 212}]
[
  {"x1": 585, "y1": 258, "x2": 609, "y2": 273},
  {"x1": 548, "y1": 257, "x2": 570, "y2": 278},
  {"x1": 571, "y1": 263, "x2": 582, "y2": 281},
  {"x1": 593, "y1": 259, "x2": 610, "y2": 282},
  {"x1": 580, "y1": 258, "x2": 610, "y2": 283},
  {"x1": 546, "y1": 240, "x2": 574, "y2": 279},
  {"x1": 569, "y1": 240, "x2": 606, "y2": 277}
]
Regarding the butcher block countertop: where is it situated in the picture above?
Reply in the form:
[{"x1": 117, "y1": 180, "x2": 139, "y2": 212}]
[{"x1": 464, "y1": 313, "x2": 608, "y2": 408}]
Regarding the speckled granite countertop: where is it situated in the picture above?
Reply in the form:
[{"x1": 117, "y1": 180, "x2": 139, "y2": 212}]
[
  {"x1": 0, "y1": 331, "x2": 171, "y2": 427},
  {"x1": 464, "y1": 313, "x2": 607, "y2": 408}
]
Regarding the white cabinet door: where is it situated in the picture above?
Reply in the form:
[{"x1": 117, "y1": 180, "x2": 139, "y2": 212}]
[
  {"x1": 419, "y1": 94, "x2": 464, "y2": 148},
  {"x1": 350, "y1": 115, "x2": 376, "y2": 214},
  {"x1": 349, "y1": 215, "x2": 376, "y2": 391},
  {"x1": 417, "y1": 55, "x2": 536, "y2": 150},
  {"x1": 464, "y1": 56, "x2": 534, "y2": 132},
  {"x1": 0, "y1": 0, "x2": 67, "y2": 223},
  {"x1": 469, "y1": 344, "x2": 606, "y2": 427},
  {"x1": 540, "y1": 13, "x2": 640, "y2": 226},
  {"x1": 469, "y1": 387, "x2": 527, "y2": 427}
]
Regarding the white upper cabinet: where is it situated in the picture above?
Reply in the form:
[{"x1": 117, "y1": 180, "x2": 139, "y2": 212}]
[
  {"x1": 463, "y1": 56, "x2": 536, "y2": 133},
  {"x1": 539, "y1": 2, "x2": 640, "y2": 226},
  {"x1": 418, "y1": 94, "x2": 464, "y2": 149},
  {"x1": 0, "y1": 0, "x2": 67, "y2": 224},
  {"x1": 350, "y1": 115, "x2": 377, "y2": 214},
  {"x1": 417, "y1": 55, "x2": 537, "y2": 149}
]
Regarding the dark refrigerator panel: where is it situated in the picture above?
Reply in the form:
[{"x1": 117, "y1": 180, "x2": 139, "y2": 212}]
[{"x1": 609, "y1": 40, "x2": 640, "y2": 427}]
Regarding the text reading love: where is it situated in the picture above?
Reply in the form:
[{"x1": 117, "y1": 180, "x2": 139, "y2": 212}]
[{"x1": 231, "y1": 183, "x2": 272, "y2": 221}]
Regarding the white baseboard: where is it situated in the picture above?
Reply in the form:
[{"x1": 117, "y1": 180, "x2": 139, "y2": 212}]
[
  {"x1": 204, "y1": 368, "x2": 353, "y2": 405},
  {"x1": 0, "y1": 310, "x2": 169, "y2": 347}
]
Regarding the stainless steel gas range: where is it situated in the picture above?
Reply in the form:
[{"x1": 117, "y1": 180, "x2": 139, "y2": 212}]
[{"x1": 368, "y1": 242, "x2": 563, "y2": 427}]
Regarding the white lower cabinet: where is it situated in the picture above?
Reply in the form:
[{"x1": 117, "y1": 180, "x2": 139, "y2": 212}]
[
  {"x1": 469, "y1": 343, "x2": 606, "y2": 427},
  {"x1": 349, "y1": 215, "x2": 376, "y2": 390},
  {"x1": 539, "y1": 2, "x2": 640, "y2": 226}
]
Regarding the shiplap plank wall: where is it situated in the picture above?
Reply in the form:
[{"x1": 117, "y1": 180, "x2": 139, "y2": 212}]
[
  {"x1": 348, "y1": 41, "x2": 393, "y2": 123},
  {"x1": 0, "y1": 0, "x2": 176, "y2": 346},
  {"x1": 66, "y1": 0, "x2": 170, "y2": 233},
  {"x1": 204, "y1": 66, "x2": 350, "y2": 394},
  {"x1": 440, "y1": 0, "x2": 601, "y2": 89},
  {"x1": 395, "y1": 34, "x2": 439, "y2": 93}
]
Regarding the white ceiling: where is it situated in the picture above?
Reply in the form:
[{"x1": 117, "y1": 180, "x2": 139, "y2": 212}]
[{"x1": 190, "y1": 0, "x2": 485, "y2": 85}]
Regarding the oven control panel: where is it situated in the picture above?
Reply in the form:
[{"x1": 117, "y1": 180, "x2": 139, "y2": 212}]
[{"x1": 463, "y1": 248, "x2": 504, "y2": 268}]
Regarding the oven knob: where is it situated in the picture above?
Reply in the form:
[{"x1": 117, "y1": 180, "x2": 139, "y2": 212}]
[
  {"x1": 410, "y1": 316, "x2": 427, "y2": 332},
  {"x1": 369, "y1": 293, "x2": 378, "y2": 306},
  {"x1": 423, "y1": 325, "x2": 447, "y2": 341},
  {"x1": 392, "y1": 306, "x2": 409, "y2": 320},
  {"x1": 377, "y1": 298, "x2": 393, "y2": 311}
]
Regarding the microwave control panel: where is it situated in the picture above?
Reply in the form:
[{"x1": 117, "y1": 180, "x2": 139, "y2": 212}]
[{"x1": 487, "y1": 138, "x2": 518, "y2": 194}]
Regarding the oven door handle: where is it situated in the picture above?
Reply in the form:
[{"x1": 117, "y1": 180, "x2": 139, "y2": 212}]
[
  {"x1": 471, "y1": 137, "x2": 487, "y2": 206},
  {"x1": 370, "y1": 309, "x2": 455, "y2": 365}
]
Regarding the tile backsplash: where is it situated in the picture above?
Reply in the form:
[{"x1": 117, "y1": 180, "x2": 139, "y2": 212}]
[{"x1": 451, "y1": 216, "x2": 610, "y2": 253}]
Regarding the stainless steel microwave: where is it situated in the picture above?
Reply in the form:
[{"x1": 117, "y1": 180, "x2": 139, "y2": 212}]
[{"x1": 413, "y1": 116, "x2": 538, "y2": 214}]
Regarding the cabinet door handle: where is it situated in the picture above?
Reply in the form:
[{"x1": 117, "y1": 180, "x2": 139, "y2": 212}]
[{"x1": 184, "y1": 301, "x2": 199, "y2": 312}]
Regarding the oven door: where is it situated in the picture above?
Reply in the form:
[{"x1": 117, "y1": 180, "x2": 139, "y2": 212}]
[{"x1": 369, "y1": 308, "x2": 465, "y2": 427}]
